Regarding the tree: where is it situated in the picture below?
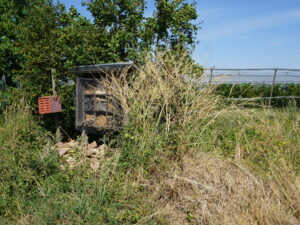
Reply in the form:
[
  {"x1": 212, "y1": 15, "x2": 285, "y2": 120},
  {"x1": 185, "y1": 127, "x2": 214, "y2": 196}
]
[
  {"x1": 153, "y1": 0, "x2": 198, "y2": 51},
  {"x1": 14, "y1": 2, "x2": 103, "y2": 96},
  {"x1": 0, "y1": 0, "x2": 199, "y2": 134},
  {"x1": 85, "y1": 0, "x2": 199, "y2": 61},
  {"x1": 85, "y1": 0, "x2": 146, "y2": 62},
  {"x1": 0, "y1": 0, "x2": 31, "y2": 84},
  {"x1": 11, "y1": 1, "x2": 104, "y2": 134}
]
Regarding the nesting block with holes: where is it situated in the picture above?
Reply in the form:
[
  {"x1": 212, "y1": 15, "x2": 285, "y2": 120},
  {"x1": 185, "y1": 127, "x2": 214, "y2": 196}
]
[
  {"x1": 68, "y1": 62, "x2": 135, "y2": 134},
  {"x1": 38, "y1": 96, "x2": 62, "y2": 114}
]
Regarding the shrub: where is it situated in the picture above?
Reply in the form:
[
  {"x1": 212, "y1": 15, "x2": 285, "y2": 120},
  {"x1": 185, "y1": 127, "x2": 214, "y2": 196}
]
[
  {"x1": 216, "y1": 83, "x2": 300, "y2": 107},
  {"x1": 0, "y1": 100, "x2": 60, "y2": 219},
  {"x1": 1, "y1": 54, "x2": 299, "y2": 224},
  {"x1": 101, "y1": 52, "x2": 224, "y2": 172}
]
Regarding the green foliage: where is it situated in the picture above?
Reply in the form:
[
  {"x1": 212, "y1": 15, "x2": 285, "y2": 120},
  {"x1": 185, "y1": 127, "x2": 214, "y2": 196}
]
[
  {"x1": 0, "y1": 0, "x2": 28, "y2": 83},
  {"x1": 198, "y1": 108, "x2": 300, "y2": 175},
  {"x1": 1, "y1": 58, "x2": 300, "y2": 224},
  {"x1": 216, "y1": 83, "x2": 300, "y2": 106},
  {"x1": 0, "y1": 102, "x2": 157, "y2": 224},
  {"x1": 0, "y1": 54, "x2": 211, "y2": 223},
  {"x1": 0, "y1": 101, "x2": 60, "y2": 218},
  {"x1": 85, "y1": 0, "x2": 199, "y2": 61},
  {"x1": 0, "y1": 0, "x2": 199, "y2": 136},
  {"x1": 153, "y1": 0, "x2": 198, "y2": 50},
  {"x1": 15, "y1": 3, "x2": 101, "y2": 99},
  {"x1": 4, "y1": 2, "x2": 106, "y2": 134},
  {"x1": 85, "y1": 0, "x2": 146, "y2": 62}
]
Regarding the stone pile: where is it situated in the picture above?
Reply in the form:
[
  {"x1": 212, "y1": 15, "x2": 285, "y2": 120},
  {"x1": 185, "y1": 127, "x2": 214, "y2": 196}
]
[{"x1": 54, "y1": 140, "x2": 109, "y2": 171}]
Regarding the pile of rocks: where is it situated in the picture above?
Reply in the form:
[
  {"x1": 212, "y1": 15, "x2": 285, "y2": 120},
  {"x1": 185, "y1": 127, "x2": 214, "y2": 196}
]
[{"x1": 55, "y1": 140, "x2": 109, "y2": 171}]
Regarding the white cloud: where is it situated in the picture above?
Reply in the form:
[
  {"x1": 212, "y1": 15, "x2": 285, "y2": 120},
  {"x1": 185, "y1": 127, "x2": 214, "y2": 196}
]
[{"x1": 200, "y1": 9, "x2": 300, "y2": 40}]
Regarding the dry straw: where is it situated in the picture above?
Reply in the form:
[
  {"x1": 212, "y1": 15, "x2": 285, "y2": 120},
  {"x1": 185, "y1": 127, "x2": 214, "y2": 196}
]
[
  {"x1": 100, "y1": 51, "x2": 300, "y2": 224},
  {"x1": 102, "y1": 51, "x2": 226, "y2": 158}
]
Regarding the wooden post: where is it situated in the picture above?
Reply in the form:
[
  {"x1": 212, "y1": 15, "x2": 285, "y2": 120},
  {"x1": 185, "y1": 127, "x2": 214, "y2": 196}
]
[
  {"x1": 1, "y1": 75, "x2": 6, "y2": 111},
  {"x1": 51, "y1": 69, "x2": 62, "y2": 142},
  {"x1": 269, "y1": 69, "x2": 277, "y2": 107},
  {"x1": 16, "y1": 81, "x2": 21, "y2": 90},
  {"x1": 51, "y1": 69, "x2": 57, "y2": 96}
]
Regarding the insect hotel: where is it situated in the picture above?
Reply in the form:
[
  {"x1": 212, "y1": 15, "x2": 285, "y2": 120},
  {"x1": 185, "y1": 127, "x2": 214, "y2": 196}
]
[{"x1": 68, "y1": 62, "x2": 135, "y2": 134}]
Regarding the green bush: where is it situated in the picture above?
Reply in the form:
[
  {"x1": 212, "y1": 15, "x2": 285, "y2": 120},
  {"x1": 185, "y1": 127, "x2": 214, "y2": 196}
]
[
  {"x1": 0, "y1": 101, "x2": 59, "y2": 219},
  {"x1": 0, "y1": 101, "x2": 156, "y2": 224},
  {"x1": 216, "y1": 83, "x2": 300, "y2": 107},
  {"x1": 1, "y1": 55, "x2": 299, "y2": 224}
]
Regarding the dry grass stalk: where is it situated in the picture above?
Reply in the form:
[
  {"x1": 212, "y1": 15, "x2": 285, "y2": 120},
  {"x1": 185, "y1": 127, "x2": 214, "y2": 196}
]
[
  {"x1": 92, "y1": 52, "x2": 299, "y2": 224},
  {"x1": 101, "y1": 52, "x2": 226, "y2": 158},
  {"x1": 155, "y1": 153, "x2": 300, "y2": 225}
]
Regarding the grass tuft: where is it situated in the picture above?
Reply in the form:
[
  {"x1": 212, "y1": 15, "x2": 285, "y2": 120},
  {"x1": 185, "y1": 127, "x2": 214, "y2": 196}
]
[{"x1": 0, "y1": 53, "x2": 299, "y2": 224}]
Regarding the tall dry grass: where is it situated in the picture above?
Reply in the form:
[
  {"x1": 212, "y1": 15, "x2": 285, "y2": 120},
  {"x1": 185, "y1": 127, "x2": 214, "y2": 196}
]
[
  {"x1": 1, "y1": 52, "x2": 299, "y2": 224},
  {"x1": 102, "y1": 52, "x2": 300, "y2": 224},
  {"x1": 103, "y1": 52, "x2": 227, "y2": 171},
  {"x1": 155, "y1": 154, "x2": 300, "y2": 225}
]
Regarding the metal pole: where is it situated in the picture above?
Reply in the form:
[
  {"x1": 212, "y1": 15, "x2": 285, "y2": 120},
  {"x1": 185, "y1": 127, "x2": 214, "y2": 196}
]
[
  {"x1": 209, "y1": 68, "x2": 213, "y2": 84},
  {"x1": 269, "y1": 69, "x2": 277, "y2": 106}
]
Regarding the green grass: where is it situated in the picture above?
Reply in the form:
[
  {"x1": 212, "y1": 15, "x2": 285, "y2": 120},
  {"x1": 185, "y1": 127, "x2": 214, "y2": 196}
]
[
  {"x1": 198, "y1": 107, "x2": 300, "y2": 175},
  {"x1": 0, "y1": 102, "x2": 158, "y2": 224},
  {"x1": 0, "y1": 54, "x2": 299, "y2": 224},
  {"x1": 216, "y1": 83, "x2": 300, "y2": 107}
]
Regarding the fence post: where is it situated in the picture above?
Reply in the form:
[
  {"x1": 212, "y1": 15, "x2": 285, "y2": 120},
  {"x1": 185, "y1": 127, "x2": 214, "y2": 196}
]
[
  {"x1": 1, "y1": 75, "x2": 6, "y2": 111},
  {"x1": 209, "y1": 68, "x2": 213, "y2": 84},
  {"x1": 269, "y1": 69, "x2": 277, "y2": 106},
  {"x1": 16, "y1": 81, "x2": 22, "y2": 90},
  {"x1": 51, "y1": 68, "x2": 57, "y2": 96},
  {"x1": 51, "y1": 69, "x2": 61, "y2": 142}
]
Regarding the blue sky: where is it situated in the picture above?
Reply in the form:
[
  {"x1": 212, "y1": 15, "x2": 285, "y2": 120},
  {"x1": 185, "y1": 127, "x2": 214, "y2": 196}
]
[{"x1": 59, "y1": 0, "x2": 300, "y2": 68}]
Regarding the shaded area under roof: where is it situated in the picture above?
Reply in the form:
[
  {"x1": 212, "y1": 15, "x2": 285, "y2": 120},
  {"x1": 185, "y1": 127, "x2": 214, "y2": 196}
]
[{"x1": 68, "y1": 62, "x2": 135, "y2": 74}]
